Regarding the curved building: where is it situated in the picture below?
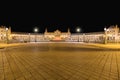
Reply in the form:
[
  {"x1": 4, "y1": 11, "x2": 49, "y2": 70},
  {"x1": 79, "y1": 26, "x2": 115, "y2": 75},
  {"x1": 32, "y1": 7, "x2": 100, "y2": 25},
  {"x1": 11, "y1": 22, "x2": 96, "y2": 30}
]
[{"x1": 0, "y1": 25, "x2": 119, "y2": 44}]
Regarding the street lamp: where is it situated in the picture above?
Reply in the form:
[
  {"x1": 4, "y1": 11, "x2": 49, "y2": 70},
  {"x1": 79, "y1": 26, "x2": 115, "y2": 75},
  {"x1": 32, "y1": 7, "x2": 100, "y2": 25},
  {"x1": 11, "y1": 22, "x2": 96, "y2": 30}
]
[
  {"x1": 76, "y1": 27, "x2": 81, "y2": 42},
  {"x1": 76, "y1": 28, "x2": 81, "y2": 33},
  {"x1": 83, "y1": 34, "x2": 85, "y2": 42},
  {"x1": 34, "y1": 27, "x2": 39, "y2": 42},
  {"x1": 34, "y1": 28, "x2": 39, "y2": 33},
  {"x1": 28, "y1": 33, "x2": 30, "y2": 42},
  {"x1": 104, "y1": 27, "x2": 106, "y2": 31},
  {"x1": 104, "y1": 27, "x2": 107, "y2": 44},
  {"x1": 6, "y1": 28, "x2": 8, "y2": 44}
]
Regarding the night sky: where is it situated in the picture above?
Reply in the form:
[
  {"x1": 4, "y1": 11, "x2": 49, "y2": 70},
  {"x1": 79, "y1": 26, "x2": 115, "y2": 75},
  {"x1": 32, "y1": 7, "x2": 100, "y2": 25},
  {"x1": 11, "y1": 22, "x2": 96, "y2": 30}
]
[{"x1": 0, "y1": 1, "x2": 120, "y2": 33}]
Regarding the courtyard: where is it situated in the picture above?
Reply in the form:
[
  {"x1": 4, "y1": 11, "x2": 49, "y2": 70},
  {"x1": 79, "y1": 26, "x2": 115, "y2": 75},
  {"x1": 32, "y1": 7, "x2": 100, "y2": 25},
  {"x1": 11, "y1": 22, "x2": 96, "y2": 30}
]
[{"x1": 0, "y1": 43, "x2": 120, "y2": 80}]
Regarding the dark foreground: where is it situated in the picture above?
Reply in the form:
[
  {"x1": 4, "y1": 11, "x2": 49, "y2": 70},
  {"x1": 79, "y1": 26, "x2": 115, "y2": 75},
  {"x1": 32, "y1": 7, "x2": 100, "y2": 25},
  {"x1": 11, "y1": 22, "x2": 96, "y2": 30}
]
[{"x1": 0, "y1": 43, "x2": 120, "y2": 80}]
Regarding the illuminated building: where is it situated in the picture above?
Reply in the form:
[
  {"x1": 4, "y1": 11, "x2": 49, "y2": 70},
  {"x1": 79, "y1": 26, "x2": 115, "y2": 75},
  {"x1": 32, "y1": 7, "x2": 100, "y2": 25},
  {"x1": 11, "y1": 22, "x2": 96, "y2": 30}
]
[
  {"x1": 0, "y1": 25, "x2": 119, "y2": 44},
  {"x1": 44, "y1": 28, "x2": 71, "y2": 41},
  {"x1": 0, "y1": 26, "x2": 11, "y2": 43}
]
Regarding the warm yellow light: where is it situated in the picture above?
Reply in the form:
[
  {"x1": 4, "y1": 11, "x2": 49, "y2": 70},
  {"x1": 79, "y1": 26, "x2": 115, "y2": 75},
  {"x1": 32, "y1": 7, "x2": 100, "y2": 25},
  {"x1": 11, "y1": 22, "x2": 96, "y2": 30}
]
[{"x1": 6, "y1": 28, "x2": 8, "y2": 31}]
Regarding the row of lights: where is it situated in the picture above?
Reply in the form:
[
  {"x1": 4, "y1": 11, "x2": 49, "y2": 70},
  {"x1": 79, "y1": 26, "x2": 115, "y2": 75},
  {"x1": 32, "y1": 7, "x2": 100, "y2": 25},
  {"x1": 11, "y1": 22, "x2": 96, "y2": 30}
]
[
  {"x1": 6, "y1": 26, "x2": 110, "y2": 34},
  {"x1": 34, "y1": 27, "x2": 111, "y2": 33},
  {"x1": 33, "y1": 27, "x2": 82, "y2": 33}
]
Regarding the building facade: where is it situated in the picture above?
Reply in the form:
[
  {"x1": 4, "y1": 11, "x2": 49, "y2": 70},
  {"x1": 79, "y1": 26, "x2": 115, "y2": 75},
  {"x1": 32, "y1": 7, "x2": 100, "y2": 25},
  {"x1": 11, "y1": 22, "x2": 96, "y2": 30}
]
[
  {"x1": 0, "y1": 25, "x2": 119, "y2": 44},
  {"x1": 44, "y1": 28, "x2": 71, "y2": 41},
  {"x1": 0, "y1": 26, "x2": 11, "y2": 43}
]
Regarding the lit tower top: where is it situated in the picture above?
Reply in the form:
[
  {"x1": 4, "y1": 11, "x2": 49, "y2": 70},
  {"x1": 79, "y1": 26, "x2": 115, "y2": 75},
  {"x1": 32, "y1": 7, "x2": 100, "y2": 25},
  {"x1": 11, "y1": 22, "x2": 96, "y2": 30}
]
[
  {"x1": 67, "y1": 28, "x2": 70, "y2": 33},
  {"x1": 44, "y1": 28, "x2": 48, "y2": 35},
  {"x1": 45, "y1": 28, "x2": 48, "y2": 33},
  {"x1": 67, "y1": 28, "x2": 71, "y2": 35}
]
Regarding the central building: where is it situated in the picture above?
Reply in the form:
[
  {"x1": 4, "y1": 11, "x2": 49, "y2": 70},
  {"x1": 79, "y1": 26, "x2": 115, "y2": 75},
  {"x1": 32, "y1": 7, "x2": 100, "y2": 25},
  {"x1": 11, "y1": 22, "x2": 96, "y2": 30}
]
[{"x1": 44, "y1": 28, "x2": 71, "y2": 41}]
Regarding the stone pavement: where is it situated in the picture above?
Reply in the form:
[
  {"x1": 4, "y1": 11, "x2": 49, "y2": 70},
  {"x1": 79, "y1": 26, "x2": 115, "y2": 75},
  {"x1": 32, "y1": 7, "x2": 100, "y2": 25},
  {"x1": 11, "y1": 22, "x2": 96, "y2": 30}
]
[
  {"x1": 1, "y1": 42, "x2": 120, "y2": 49},
  {"x1": 0, "y1": 43, "x2": 28, "y2": 48},
  {"x1": 0, "y1": 43, "x2": 120, "y2": 80},
  {"x1": 84, "y1": 43, "x2": 120, "y2": 49}
]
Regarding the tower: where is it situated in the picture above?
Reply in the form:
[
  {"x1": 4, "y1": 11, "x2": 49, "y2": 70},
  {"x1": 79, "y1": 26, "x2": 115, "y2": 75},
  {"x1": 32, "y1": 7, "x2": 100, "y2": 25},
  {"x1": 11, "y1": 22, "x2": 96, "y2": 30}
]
[
  {"x1": 67, "y1": 28, "x2": 70, "y2": 34},
  {"x1": 45, "y1": 27, "x2": 48, "y2": 33},
  {"x1": 8, "y1": 26, "x2": 12, "y2": 40}
]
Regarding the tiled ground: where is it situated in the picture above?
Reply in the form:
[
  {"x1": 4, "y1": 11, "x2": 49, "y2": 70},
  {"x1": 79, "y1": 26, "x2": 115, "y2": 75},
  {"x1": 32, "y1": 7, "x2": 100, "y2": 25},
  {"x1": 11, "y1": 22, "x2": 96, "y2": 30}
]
[{"x1": 0, "y1": 43, "x2": 120, "y2": 80}]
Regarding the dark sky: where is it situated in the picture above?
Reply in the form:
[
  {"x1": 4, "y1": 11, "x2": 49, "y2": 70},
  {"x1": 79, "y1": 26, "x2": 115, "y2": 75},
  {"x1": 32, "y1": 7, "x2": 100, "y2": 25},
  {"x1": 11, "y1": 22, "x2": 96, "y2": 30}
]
[{"x1": 0, "y1": 1, "x2": 120, "y2": 33}]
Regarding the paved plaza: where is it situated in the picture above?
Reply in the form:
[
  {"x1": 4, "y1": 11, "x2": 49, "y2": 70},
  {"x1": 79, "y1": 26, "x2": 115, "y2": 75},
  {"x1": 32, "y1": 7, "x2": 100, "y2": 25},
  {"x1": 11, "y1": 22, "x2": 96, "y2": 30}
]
[{"x1": 0, "y1": 43, "x2": 120, "y2": 80}]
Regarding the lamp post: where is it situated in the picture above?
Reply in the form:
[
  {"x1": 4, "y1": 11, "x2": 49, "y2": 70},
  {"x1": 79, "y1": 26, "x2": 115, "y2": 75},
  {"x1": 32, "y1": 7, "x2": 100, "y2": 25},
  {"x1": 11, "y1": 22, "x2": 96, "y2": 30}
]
[
  {"x1": 28, "y1": 33, "x2": 30, "y2": 42},
  {"x1": 83, "y1": 34, "x2": 85, "y2": 42},
  {"x1": 76, "y1": 27, "x2": 81, "y2": 42},
  {"x1": 34, "y1": 27, "x2": 39, "y2": 42},
  {"x1": 104, "y1": 27, "x2": 107, "y2": 44},
  {"x1": 6, "y1": 28, "x2": 8, "y2": 44}
]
